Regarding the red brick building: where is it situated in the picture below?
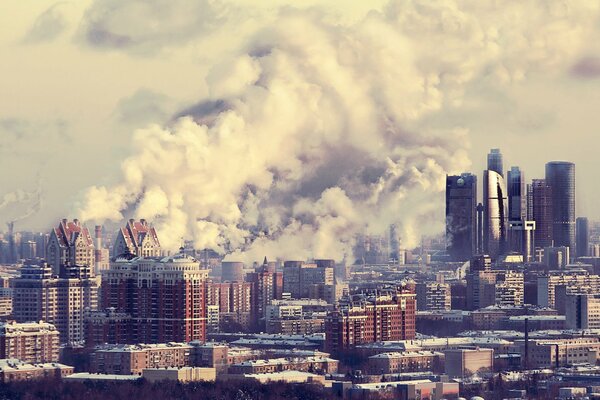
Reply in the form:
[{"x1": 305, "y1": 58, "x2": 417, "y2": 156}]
[
  {"x1": 0, "y1": 321, "x2": 60, "y2": 363},
  {"x1": 206, "y1": 282, "x2": 252, "y2": 330},
  {"x1": 89, "y1": 252, "x2": 208, "y2": 346},
  {"x1": 325, "y1": 289, "x2": 416, "y2": 352},
  {"x1": 246, "y1": 263, "x2": 283, "y2": 329}
]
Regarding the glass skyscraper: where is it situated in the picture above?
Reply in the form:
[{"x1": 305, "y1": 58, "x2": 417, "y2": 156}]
[
  {"x1": 545, "y1": 161, "x2": 575, "y2": 257},
  {"x1": 507, "y1": 166, "x2": 527, "y2": 221},
  {"x1": 487, "y1": 148, "x2": 504, "y2": 177},
  {"x1": 446, "y1": 173, "x2": 477, "y2": 262},
  {"x1": 483, "y1": 169, "x2": 508, "y2": 259},
  {"x1": 576, "y1": 217, "x2": 589, "y2": 258},
  {"x1": 527, "y1": 179, "x2": 553, "y2": 249}
]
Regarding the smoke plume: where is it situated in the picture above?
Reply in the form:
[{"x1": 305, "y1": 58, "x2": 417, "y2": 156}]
[{"x1": 77, "y1": 1, "x2": 596, "y2": 262}]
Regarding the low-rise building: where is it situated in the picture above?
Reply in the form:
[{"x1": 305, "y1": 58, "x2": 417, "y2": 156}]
[
  {"x1": 444, "y1": 348, "x2": 494, "y2": 378},
  {"x1": 90, "y1": 343, "x2": 194, "y2": 375},
  {"x1": 142, "y1": 367, "x2": 216, "y2": 382},
  {"x1": 240, "y1": 370, "x2": 325, "y2": 384},
  {"x1": 0, "y1": 359, "x2": 73, "y2": 382},
  {"x1": 518, "y1": 338, "x2": 600, "y2": 369},
  {"x1": 368, "y1": 351, "x2": 444, "y2": 374},
  {"x1": 0, "y1": 321, "x2": 60, "y2": 363},
  {"x1": 228, "y1": 356, "x2": 338, "y2": 375},
  {"x1": 346, "y1": 379, "x2": 459, "y2": 400},
  {"x1": 266, "y1": 317, "x2": 325, "y2": 335}
]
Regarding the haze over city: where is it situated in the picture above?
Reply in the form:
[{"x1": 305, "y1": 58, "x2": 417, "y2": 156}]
[
  {"x1": 2, "y1": 0, "x2": 600, "y2": 261},
  {"x1": 5, "y1": 2, "x2": 600, "y2": 400}
]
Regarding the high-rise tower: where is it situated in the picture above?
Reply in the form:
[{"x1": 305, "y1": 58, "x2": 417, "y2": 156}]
[
  {"x1": 576, "y1": 217, "x2": 589, "y2": 259},
  {"x1": 446, "y1": 174, "x2": 477, "y2": 261},
  {"x1": 527, "y1": 179, "x2": 553, "y2": 249},
  {"x1": 507, "y1": 166, "x2": 527, "y2": 221},
  {"x1": 545, "y1": 161, "x2": 575, "y2": 257},
  {"x1": 483, "y1": 170, "x2": 508, "y2": 259},
  {"x1": 487, "y1": 149, "x2": 504, "y2": 177}
]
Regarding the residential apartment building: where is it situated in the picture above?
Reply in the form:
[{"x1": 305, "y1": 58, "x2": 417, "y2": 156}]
[
  {"x1": 325, "y1": 289, "x2": 416, "y2": 352},
  {"x1": 0, "y1": 321, "x2": 59, "y2": 363},
  {"x1": 12, "y1": 264, "x2": 98, "y2": 345}
]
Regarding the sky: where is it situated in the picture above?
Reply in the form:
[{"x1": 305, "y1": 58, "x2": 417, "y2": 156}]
[{"x1": 1, "y1": 0, "x2": 600, "y2": 260}]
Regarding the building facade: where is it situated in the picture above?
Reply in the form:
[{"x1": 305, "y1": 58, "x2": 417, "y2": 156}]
[
  {"x1": 325, "y1": 290, "x2": 416, "y2": 352},
  {"x1": 483, "y1": 169, "x2": 508, "y2": 259},
  {"x1": 0, "y1": 321, "x2": 59, "y2": 363},
  {"x1": 546, "y1": 161, "x2": 576, "y2": 258},
  {"x1": 446, "y1": 173, "x2": 477, "y2": 262},
  {"x1": 94, "y1": 253, "x2": 208, "y2": 346},
  {"x1": 12, "y1": 264, "x2": 98, "y2": 345}
]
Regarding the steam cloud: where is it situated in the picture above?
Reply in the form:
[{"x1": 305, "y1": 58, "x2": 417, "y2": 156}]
[{"x1": 77, "y1": 1, "x2": 597, "y2": 262}]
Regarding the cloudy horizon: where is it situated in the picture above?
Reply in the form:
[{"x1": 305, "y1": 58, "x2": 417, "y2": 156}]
[{"x1": 2, "y1": 0, "x2": 600, "y2": 260}]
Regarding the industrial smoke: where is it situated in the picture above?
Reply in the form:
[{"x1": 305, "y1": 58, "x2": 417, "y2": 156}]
[{"x1": 77, "y1": 0, "x2": 595, "y2": 262}]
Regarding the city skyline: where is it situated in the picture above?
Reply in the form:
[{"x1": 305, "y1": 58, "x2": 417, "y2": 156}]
[{"x1": 1, "y1": 1, "x2": 600, "y2": 263}]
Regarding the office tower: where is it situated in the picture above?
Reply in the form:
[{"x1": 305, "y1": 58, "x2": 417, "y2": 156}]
[
  {"x1": 543, "y1": 246, "x2": 569, "y2": 269},
  {"x1": 487, "y1": 148, "x2": 503, "y2": 176},
  {"x1": 97, "y1": 252, "x2": 208, "y2": 345},
  {"x1": 46, "y1": 219, "x2": 95, "y2": 276},
  {"x1": 246, "y1": 260, "x2": 283, "y2": 329},
  {"x1": 528, "y1": 179, "x2": 553, "y2": 249},
  {"x1": 576, "y1": 217, "x2": 589, "y2": 259},
  {"x1": 113, "y1": 219, "x2": 161, "y2": 258},
  {"x1": 282, "y1": 260, "x2": 334, "y2": 299},
  {"x1": 445, "y1": 173, "x2": 477, "y2": 261},
  {"x1": 507, "y1": 166, "x2": 527, "y2": 221},
  {"x1": 507, "y1": 220, "x2": 536, "y2": 262},
  {"x1": 12, "y1": 263, "x2": 98, "y2": 345},
  {"x1": 483, "y1": 170, "x2": 508, "y2": 259},
  {"x1": 545, "y1": 161, "x2": 576, "y2": 256},
  {"x1": 325, "y1": 288, "x2": 416, "y2": 352}
]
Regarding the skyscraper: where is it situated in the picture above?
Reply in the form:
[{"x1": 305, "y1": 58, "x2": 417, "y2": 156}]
[
  {"x1": 576, "y1": 217, "x2": 589, "y2": 259},
  {"x1": 483, "y1": 170, "x2": 508, "y2": 259},
  {"x1": 445, "y1": 173, "x2": 477, "y2": 262},
  {"x1": 545, "y1": 161, "x2": 576, "y2": 257},
  {"x1": 527, "y1": 179, "x2": 553, "y2": 249},
  {"x1": 487, "y1": 148, "x2": 503, "y2": 177},
  {"x1": 507, "y1": 166, "x2": 527, "y2": 221}
]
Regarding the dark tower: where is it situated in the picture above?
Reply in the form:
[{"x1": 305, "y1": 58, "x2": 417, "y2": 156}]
[
  {"x1": 487, "y1": 148, "x2": 504, "y2": 177},
  {"x1": 528, "y1": 179, "x2": 553, "y2": 249},
  {"x1": 545, "y1": 161, "x2": 575, "y2": 258},
  {"x1": 576, "y1": 217, "x2": 589, "y2": 259},
  {"x1": 507, "y1": 166, "x2": 527, "y2": 221},
  {"x1": 446, "y1": 174, "x2": 477, "y2": 262}
]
